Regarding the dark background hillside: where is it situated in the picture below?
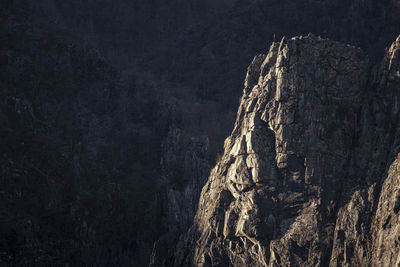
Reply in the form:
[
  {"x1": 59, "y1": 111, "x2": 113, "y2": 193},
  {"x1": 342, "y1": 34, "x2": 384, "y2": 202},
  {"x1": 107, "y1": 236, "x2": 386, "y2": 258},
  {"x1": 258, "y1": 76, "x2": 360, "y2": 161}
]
[{"x1": 1, "y1": 0, "x2": 400, "y2": 265}]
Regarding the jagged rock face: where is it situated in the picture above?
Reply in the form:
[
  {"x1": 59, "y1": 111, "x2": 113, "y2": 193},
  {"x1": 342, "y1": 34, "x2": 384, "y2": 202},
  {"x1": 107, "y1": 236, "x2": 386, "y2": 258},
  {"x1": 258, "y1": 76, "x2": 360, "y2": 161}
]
[
  {"x1": 150, "y1": 127, "x2": 211, "y2": 267},
  {"x1": 372, "y1": 154, "x2": 400, "y2": 266},
  {"x1": 329, "y1": 35, "x2": 400, "y2": 267},
  {"x1": 179, "y1": 35, "x2": 400, "y2": 266},
  {"x1": 161, "y1": 128, "x2": 211, "y2": 232},
  {"x1": 371, "y1": 37, "x2": 400, "y2": 267}
]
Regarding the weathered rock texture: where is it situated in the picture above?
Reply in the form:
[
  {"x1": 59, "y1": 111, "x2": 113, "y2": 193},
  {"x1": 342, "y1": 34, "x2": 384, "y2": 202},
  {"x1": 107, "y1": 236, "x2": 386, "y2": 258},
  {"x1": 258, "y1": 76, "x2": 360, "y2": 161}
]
[
  {"x1": 177, "y1": 34, "x2": 400, "y2": 266},
  {"x1": 150, "y1": 127, "x2": 211, "y2": 267}
]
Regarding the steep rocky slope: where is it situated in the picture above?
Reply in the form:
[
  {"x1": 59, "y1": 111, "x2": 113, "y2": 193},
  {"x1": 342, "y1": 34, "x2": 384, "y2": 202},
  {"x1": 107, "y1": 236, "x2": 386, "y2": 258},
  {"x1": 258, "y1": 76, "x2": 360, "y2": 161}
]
[{"x1": 177, "y1": 34, "x2": 400, "y2": 266}]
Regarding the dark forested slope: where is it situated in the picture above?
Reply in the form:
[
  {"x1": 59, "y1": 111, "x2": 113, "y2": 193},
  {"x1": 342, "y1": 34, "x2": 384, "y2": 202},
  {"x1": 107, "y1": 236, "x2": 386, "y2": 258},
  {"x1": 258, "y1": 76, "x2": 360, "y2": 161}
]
[{"x1": 1, "y1": 2, "x2": 166, "y2": 265}]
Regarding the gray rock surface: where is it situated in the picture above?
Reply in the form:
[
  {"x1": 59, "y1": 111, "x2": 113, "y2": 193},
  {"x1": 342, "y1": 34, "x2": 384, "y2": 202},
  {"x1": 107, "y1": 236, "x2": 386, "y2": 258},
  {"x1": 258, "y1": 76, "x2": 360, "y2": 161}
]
[
  {"x1": 176, "y1": 34, "x2": 400, "y2": 266},
  {"x1": 150, "y1": 127, "x2": 211, "y2": 267}
]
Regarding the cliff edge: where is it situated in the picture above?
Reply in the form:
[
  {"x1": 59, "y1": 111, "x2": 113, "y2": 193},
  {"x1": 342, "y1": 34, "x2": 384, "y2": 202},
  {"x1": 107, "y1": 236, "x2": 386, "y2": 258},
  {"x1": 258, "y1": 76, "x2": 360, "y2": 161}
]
[{"x1": 175, "y1": 34, "x2": 400, "y2": 267}]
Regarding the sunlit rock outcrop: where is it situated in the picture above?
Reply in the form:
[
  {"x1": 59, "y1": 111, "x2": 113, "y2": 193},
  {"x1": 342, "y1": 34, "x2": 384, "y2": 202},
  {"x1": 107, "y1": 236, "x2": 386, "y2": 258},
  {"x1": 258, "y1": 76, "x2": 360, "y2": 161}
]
[{"x1": 176, "y1": 34, "x2": 400, "y2": 267}]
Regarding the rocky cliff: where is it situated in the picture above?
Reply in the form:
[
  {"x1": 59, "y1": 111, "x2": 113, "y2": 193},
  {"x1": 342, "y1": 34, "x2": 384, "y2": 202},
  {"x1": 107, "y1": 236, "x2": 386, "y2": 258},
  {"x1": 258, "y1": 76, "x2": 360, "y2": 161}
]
[
  {"x1": 176, "y1": 34, "x2": 400, "y2": 266},
  {"x1": 150, "y1": 126, "x2": 211, "y2": 266}
]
